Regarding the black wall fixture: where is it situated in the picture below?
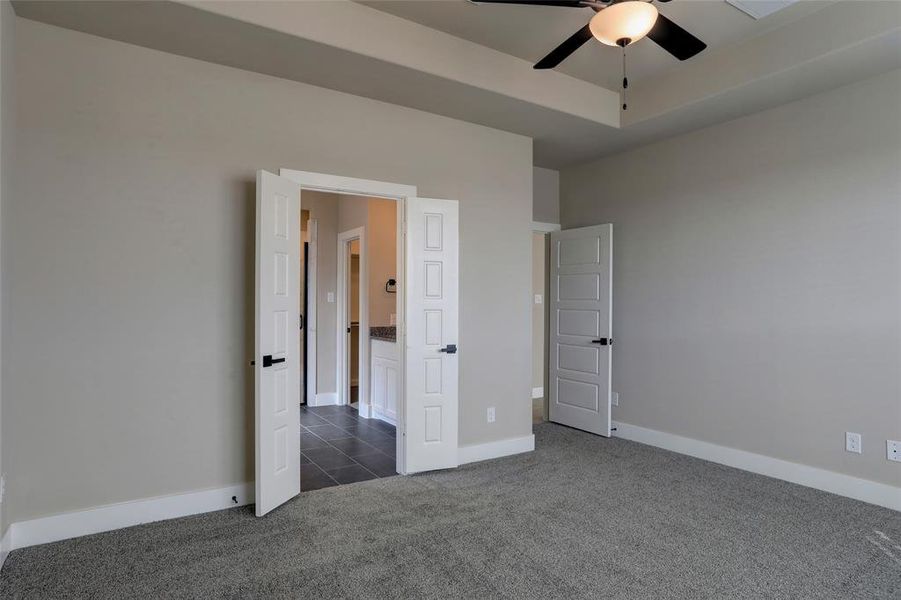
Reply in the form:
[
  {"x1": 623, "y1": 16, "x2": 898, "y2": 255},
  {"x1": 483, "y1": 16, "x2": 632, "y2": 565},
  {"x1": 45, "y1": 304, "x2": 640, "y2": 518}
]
[{"x1": 385, "y1": 278, "x2": 397, "y2": 293}]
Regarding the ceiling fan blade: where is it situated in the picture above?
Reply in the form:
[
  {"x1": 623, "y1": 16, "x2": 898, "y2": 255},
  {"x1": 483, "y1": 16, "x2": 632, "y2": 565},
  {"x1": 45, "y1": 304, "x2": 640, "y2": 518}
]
[
  {"x1": 646, "y1": 14, "x2": 706, "y2": 61},
  {"x1": 534, "y1": 24, "x2": 593, "y2": 69},
  {"x1": 471, "y1": 1, "x2": 586, "y2": 7}
]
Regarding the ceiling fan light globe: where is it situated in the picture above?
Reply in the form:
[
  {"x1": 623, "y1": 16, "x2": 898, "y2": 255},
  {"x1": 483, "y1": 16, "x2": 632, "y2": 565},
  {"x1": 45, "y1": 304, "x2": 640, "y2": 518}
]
[{"x1": 589, "y1": 1, "x2": 659, "y2": 47}]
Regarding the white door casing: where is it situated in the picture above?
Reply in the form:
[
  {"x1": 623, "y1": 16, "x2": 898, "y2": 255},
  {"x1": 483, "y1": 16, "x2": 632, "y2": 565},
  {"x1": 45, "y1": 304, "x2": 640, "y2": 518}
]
[
  {"x1": 548, "y1": 224, "x2": 613, "y2": 437},
  {"x1": 306, "y1": 219, "x2": 318, "y2": 405},
  {"x1": 255, "y1": 170, "x2": 302, "y2": 516},
  {"x1": 278, "y1": 168, "x2": 416, "y2": 473},
  {"x1": 404, "y1": 198, "x2": 459, "y2": 473}
]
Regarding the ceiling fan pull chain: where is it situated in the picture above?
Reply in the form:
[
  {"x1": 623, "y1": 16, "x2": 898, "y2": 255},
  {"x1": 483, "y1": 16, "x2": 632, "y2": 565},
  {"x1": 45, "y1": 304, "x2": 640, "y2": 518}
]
[{"x1": 621, "y1": 44, "x2": 628, "y2": 111}]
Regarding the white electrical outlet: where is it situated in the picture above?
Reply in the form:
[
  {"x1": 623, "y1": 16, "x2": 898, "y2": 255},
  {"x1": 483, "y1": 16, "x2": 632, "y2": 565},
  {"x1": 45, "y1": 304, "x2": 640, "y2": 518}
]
[
  {"x1": 611, "y1": 392, "x2": 619, "y2": 407},
  {"x1": 487, "y1": 407, "x2": 496, "y2": 423},
  {"x1": 887, "y1": 440, "x2": 901, "y2": 462},
  {"x1": 327, "y1": 292, "x2": 335, "y2": 303},
  {"x1": 845, "y1": 432, "x2": 862, "y2": 454},
  {"x1": 534, "y1": 294, "x2": 543, "y2": 305}
]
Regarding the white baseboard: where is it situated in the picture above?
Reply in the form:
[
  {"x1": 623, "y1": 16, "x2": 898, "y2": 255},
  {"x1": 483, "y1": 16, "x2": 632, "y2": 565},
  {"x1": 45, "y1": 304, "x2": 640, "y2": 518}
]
[
  {"x1": 531, "y1": 387, "x2": 544, "y2": 399},
  {"x1": 459, "y1": 434, "x2": 535, "y2": 465},
  {"x1": 310, "y1": 393, "x2": 338, "y2": 407},
  {"x1": 8, "y1": 482, "x2": 253, "y2": 551},
  {"x1": 0, "y1": 525, "x2": 10, "y2": 572},
  {"x1": 2, "y1": 433, "x2": 533, "y2": 554},
  {"x1": 613, "y1": 421, "x2": 901, "y2": 512},
  {"x1": 370, "y1": 409, "x2": 396, "y2": 427}
]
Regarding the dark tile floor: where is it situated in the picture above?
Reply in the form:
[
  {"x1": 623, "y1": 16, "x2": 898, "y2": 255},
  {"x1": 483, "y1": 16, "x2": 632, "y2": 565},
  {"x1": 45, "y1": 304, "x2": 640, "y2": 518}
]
[{"x1": 300, "y1": 404, "x2": 397, "y2": 491}]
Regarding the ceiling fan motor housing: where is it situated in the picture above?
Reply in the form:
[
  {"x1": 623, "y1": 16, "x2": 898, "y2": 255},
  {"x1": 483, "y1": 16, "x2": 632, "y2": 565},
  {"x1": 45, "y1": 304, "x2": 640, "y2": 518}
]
[{"x1": 480, "y1": 0, "x2": 707, "y2": 70}]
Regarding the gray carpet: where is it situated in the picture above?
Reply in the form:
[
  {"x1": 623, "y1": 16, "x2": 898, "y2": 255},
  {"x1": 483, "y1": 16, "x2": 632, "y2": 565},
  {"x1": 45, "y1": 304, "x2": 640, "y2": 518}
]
[{"x1": 2, "y1": 423, "x2": 899, "y2": 599}]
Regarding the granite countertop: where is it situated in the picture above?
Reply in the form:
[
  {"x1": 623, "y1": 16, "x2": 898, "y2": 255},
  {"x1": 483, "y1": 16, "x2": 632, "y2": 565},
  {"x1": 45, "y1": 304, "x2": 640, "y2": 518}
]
[{"x1": 370, "y1": 326, "x2": 396, "y2": 342}]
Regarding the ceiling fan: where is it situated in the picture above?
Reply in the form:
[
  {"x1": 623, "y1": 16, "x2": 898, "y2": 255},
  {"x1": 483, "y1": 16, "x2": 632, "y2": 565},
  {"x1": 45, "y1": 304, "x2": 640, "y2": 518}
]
[{"x1": 473, "y1": 0, "x2": 707, "y2": 70}]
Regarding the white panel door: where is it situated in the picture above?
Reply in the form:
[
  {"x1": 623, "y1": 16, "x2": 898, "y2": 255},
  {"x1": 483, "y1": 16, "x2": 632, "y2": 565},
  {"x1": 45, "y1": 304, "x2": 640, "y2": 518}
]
[
  {"x1": 255, "y1": 170, "x2": 302, "y2": 516},
  {"x1": 405, "y1": 198, "x2": 459, "y2": 473},
  {"x1": 549, "y1": 224, "x2": 613, "y2": 436}
]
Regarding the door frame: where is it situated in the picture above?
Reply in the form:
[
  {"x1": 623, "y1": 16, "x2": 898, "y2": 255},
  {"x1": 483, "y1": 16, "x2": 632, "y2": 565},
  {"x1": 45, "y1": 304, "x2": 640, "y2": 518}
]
[
  {"x1": 305, "y1": 219, "x2": 318, "y2": 405},
  {"x1": 279, "y1": 169, "x2": 416, "y2": 475},
  {"x1": 336, "y1": 227, "x2": 366, "y2": 410}
]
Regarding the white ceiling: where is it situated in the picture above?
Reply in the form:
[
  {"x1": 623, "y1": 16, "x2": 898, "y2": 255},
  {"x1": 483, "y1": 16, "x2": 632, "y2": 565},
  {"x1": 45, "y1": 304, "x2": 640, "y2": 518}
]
[{"x1": 358, "y1": 0, "x2": 834, "y2": 90}]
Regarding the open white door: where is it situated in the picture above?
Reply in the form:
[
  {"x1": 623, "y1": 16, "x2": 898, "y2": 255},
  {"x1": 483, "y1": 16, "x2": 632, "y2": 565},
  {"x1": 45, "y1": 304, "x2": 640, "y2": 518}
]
[
  {"x1": 404, "y1": 197, "x2": 459, "y2": 473},
  {"x1": 255, "y1": 170, "x2": 302, "y2": 516},
  {"x1": 548, "y1": 224, "x2": 613, "y2": 437}
]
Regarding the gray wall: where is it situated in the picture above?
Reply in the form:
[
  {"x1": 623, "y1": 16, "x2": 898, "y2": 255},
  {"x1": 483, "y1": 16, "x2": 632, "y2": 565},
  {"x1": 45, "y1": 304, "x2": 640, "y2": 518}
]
[
  {"x1": 561, "y1": 70, "x2": 901, "y2": 487},
  {"x1": 0, "y1": 0, "x2": 14, "y2": 539},
  {"x1": 532, "y1": 167, "x2": 559, "y2": 224},
  {"x1": 6, "y1": 19, "x2": 533, "y2": 523}
]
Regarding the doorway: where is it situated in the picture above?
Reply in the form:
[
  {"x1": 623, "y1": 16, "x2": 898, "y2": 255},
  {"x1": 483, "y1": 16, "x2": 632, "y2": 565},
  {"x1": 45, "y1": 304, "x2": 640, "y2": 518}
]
[
  {"x1": 531, "y1": 222, "x2": 559, "y2": 424},
  {"x1": 254, "y1": 169, "x2": 461, "y2": 515},
  {"x1": 531, "y1": 230, "x2": 549, "y2": 424},
  {"x1": 302, "y1": 192, "x2": 403, "y2": 490}
]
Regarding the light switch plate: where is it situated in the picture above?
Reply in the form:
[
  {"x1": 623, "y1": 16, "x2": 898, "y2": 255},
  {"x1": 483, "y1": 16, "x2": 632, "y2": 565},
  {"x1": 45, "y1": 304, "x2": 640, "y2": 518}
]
[
  {"x1": 487, "y1": 407, "x2": 496, "y2": 423},
  {"x1": 534, "y1": 294, "x2": 543, "y2": 305},
  {"x1": 327, "y1": 292, "x2": 335, "y2": 303},
  {"x1": 611, "y1": 392, "x2": 619, "y2": 407}
]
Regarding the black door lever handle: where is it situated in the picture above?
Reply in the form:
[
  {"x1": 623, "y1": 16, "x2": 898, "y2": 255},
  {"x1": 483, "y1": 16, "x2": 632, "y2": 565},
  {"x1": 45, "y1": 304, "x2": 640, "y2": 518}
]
[
  {"x1": 262, "y1": 355, "x2": 286, "y2": 368},
  {"x1": 438, "y1": 344, "x2": 457, "y2": 354},
  {"x1": 591, "y1": 338, "x2": 611, "y2": 346}
]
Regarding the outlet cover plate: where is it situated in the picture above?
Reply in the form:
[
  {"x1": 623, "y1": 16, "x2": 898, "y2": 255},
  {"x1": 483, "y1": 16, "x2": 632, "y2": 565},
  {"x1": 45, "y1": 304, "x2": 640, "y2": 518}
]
[
  {"x1": 487, "y1": 407, "x2": 496, "y2": 423},
  {"x1": 846, "y1": 432, "x2": 862, "y2": 454},
  {"x1": 611, "y1": 392, "x2": 619, "y2": 407},
  {"x1": 887, "y1": 440, "x2": 901, "y2": 462}
]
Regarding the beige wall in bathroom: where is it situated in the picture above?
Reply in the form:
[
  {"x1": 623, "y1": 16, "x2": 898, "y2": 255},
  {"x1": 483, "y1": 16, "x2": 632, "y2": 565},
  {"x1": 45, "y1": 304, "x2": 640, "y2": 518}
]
[{"x1": 367, "y1": 198, "x2": 397, "y2": 328}]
